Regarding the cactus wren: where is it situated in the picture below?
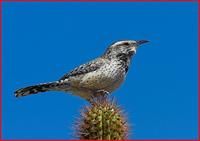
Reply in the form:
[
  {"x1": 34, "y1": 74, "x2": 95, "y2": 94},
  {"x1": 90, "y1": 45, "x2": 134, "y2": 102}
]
[{"x1": 15, "y1": 40, "x2": 149, "y2": 101}]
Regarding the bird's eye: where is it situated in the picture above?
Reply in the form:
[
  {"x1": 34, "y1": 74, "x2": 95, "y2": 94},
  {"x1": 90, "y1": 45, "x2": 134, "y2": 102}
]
[
  {"x1": 116, "y1": 53, "x2": 126, "y2": 58},
  {"x1": 122, "y1": 42, "x2": 129, "y2": 46}
]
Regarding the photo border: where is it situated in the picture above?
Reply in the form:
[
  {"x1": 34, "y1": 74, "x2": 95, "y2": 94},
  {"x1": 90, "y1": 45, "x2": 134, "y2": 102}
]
[{"x1": 0, "y1": 0, "x2": 198, "y2": 140}]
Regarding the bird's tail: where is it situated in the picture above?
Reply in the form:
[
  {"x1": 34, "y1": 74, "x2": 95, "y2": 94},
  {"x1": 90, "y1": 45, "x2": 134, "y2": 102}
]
[{"x1": 14, "y1": 81, "x2": 65, "y2": 98}]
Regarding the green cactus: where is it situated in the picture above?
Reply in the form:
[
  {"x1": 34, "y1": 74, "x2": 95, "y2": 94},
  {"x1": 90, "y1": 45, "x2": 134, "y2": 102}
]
[{"x1": 75, "y1": 96, "x2": 129, "y2": 140}]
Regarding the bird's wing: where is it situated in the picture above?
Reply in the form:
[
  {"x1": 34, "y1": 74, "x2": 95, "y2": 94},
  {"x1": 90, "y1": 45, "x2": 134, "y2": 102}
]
[{"x1": 59, "y1": 58, "x2": 104, "y2": 80}]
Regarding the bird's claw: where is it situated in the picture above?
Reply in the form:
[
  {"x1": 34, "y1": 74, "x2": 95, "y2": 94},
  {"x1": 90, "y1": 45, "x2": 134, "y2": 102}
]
[
  {"x1": 88, "y1": 90, "x2": 110, "y2": 103},
  {"x1": 96, "y1": 90, "x2": 109, "y2": 96}
]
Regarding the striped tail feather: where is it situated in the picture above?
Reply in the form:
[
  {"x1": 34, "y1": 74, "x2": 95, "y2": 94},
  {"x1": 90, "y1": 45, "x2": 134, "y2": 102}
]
[{"x1": 14, "y1": 81, "x2": 60, "y2": 98}]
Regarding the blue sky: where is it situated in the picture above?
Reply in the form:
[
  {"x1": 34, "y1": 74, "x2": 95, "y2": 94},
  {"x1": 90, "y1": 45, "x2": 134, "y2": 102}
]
[{"x1": 2, "y1": 2, "x2": 198, "y2": 139}]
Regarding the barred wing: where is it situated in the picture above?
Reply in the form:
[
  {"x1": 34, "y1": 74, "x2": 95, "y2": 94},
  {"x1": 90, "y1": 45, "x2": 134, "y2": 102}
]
[{"x1": 59, "y1": 58, "x2": 104, "y2": 80}]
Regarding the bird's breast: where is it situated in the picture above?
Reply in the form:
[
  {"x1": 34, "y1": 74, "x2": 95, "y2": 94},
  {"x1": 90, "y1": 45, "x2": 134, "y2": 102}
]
[{"x1": 79, "y1": 60, "x2": 126, "y2": 92}]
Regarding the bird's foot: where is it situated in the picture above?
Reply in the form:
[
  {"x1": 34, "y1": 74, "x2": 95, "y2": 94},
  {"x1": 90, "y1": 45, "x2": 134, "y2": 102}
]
[
  {"x1": 95, "y1": 89, "x2": 109, "y2": 96},
  {"x1": 88, "y1": 90, "x2": 110, "y2": 104}
]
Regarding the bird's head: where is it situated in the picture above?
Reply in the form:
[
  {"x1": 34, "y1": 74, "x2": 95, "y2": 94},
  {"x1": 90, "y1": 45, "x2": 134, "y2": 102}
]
[{"x1": 103, "y1": 40, "x2": 149, "y2": 59}]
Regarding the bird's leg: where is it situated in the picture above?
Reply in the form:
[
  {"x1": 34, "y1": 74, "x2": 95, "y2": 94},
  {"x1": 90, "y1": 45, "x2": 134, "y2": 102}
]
[
  {"x1": 88, "y1": 90, "x2": 110, "y2": 104},
  {"x1": 94, "y1": 89, "x2": 110, "y2": 97},
  {"x1": 93, "y1": 90, "x2": 109, "y2": 97}
]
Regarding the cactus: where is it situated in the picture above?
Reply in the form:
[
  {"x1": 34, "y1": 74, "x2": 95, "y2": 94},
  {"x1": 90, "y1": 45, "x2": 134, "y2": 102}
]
[{"x1": 75, "y1": 96, "x2": 129, "y2": 140}]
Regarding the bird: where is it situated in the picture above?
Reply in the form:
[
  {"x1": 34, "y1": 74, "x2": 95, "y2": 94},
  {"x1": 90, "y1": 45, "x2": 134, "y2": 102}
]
[{"x1": 14, "y1": 40, "x2": 149, "y2": 101}]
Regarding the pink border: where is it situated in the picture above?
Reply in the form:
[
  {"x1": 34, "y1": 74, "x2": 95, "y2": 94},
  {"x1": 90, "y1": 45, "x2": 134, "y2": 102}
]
[{"x1": 0, "y1": 0, "x2": 198, "y2": 140}]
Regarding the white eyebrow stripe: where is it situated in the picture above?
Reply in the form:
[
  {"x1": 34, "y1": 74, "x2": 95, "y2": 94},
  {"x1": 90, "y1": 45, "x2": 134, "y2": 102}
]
[
  {"x1": 112, "y1": 41, "x2": 129, "y2": 46},
  {"x1": 111, "y1": 40, "x2": 136, "y2": 46}
]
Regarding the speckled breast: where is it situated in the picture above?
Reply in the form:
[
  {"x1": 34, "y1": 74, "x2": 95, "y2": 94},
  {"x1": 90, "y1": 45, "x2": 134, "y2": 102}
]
[{"x1": 79, "y1": 59, "x2": 126, "y2": 92}]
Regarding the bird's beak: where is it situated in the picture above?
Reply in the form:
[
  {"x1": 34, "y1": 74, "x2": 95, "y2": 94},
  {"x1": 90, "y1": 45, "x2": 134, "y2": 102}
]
[
  {"x1": 136, "y1": 40, "x2": 149, "y2": 46},
  {"x1": 129, "y1": 40, "x2": 149, "y2": 54}
]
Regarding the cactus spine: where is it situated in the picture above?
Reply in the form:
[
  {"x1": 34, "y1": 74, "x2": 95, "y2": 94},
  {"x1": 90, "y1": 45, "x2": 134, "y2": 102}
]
[{"x1": 75, "y1": 96, "x2": 128, "y2": 140}]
